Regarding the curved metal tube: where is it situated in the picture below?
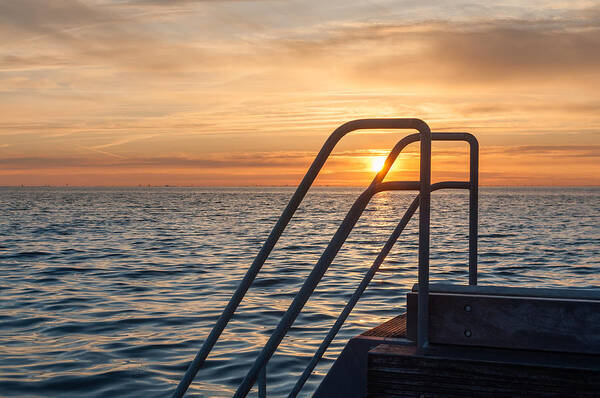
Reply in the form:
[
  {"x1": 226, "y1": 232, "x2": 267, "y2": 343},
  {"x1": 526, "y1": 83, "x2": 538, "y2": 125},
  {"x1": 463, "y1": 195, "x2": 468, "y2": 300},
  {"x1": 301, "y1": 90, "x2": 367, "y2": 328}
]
[
  {"x1": 233, "y1": 180, "x2": 423, "y2": 398},
  {"x1": 286, "y1": 133, "x2": 477, "y2": 396},
  {"x1": 172, "y1": 119, "x2": 430, "y2": 398},
  {"x1": 288, "y1": 195, "x2": 419, "y2": 398},
  {"x1": 431, "y1": 132, "x2": 479, "y2": 284},
  {"x1": 288, "y1": 181, "x2": 469, "y2": 397},
  {"x1": 233, "y1": 124, "x2": 433, "y2": 397}
]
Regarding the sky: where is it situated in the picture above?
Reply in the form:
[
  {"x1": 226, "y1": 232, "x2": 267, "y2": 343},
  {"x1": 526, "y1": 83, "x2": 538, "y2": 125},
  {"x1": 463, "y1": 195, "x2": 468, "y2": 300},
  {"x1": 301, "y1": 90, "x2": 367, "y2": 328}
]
[{"x1": 1, "y1": 0, "x2": 599, "y2": 186}]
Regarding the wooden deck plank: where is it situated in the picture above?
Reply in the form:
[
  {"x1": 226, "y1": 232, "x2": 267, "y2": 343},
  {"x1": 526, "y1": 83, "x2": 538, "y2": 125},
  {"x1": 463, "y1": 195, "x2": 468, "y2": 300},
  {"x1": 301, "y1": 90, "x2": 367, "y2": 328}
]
[
  {"x1": 367, "y1": 342, "x2": 600, "y2": 398},
  {"x1": 362, "y1": 314, "x2": 407, "y2": 338}
]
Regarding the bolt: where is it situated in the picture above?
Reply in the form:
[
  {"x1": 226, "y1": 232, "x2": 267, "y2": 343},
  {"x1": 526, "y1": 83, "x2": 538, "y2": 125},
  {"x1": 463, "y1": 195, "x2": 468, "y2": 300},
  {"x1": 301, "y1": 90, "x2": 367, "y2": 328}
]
[
  {"x1": 464, "y1": 304, "x2": 472, "y2": 312},
  {"x1": 464, "y1": 329, "x2": 472, "y2": 337}
]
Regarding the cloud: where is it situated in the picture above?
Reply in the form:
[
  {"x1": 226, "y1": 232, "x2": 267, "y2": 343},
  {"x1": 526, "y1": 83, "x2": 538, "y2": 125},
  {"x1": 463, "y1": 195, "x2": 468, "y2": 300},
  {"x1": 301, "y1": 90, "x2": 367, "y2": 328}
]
[
  {"x1": 0, "y1": 0, "x2": 208, "y2": 75},
  {"x1": 267, "y1": 7, "x2": 600, "y2": 88},
  {"x1": 0, "y1": 54, "x2": 69, "y2": 72},
  {"x1": 4, "y1": 1, "x2": 600, "y2": 86},
  {"x1": 0, "y1": 152, "x2": 313, "y2": 170},
  {"x1": 489, "y1": 145, "x2": 600, "y2": 158},
  {"x1": 4, "y1": 144, "x2": 595, "y2": 172},
  {"x1": 455, "y1": 102, "x2": 600, "y2": 116},
  {"x1": 0, "y1": 148, "x2": 416, "y2": 171},
  {"x1": 123, "y1": 0, "x2": 258, "y2": 4},
  {"x1": 1, "y1": 1, "x2": 599, "y2": 186},
  {"x1": 89, "y1": 134, "x2": 160, "y2": 149},
  {"x1": 0, "y1": 0, "x2": 113, "y2": 41}
]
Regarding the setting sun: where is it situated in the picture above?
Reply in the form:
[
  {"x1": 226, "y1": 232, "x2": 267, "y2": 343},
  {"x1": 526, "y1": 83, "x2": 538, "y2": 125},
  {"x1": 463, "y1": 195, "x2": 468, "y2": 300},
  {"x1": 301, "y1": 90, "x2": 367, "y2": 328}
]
[{"x1": 370, "y1": 156, "x2": 387, "y2": 172}]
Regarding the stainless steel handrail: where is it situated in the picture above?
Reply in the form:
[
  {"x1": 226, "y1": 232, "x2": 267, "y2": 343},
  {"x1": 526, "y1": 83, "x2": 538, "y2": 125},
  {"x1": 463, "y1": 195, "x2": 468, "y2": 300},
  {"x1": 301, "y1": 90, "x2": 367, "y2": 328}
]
[
  {"x1": 235, "y1": 132, "x2": 477, "y2": 397},
  {"x1": 287, "y1": 192, "x2": 422, "y2": 398},
  {"x1": 233, "y1": 180, "x2": 423, "y2": 398},
  {"x1": 233, "y1": 127, "x2": 438, "y2": 396},
  {"x1": 172, "y1": 119, "x2": 431, "y2": 398},
  {"x1": 288, "y1": 179, "x2": 473, "y2": 397},
  {"x1": 430, "y1": 132, "x2": 478, "y2": 284},
  {"x1": 173, "y1": 121, "x2": 480, "y2": 397}
]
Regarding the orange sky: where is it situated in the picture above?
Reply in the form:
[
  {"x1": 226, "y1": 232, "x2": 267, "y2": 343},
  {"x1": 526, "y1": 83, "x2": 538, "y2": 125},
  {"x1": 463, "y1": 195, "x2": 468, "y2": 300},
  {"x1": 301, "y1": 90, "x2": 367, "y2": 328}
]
[{"x1": 1, "y1": 1, "x2": 599, "y2": 186}]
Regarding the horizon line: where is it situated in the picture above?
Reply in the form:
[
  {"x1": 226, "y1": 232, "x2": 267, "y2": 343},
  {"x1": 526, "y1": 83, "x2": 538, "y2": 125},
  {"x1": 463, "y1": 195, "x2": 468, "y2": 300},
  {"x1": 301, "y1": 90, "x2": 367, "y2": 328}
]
[{"x1": 2, "y1": 184, "x2": 599, "y2": 188}]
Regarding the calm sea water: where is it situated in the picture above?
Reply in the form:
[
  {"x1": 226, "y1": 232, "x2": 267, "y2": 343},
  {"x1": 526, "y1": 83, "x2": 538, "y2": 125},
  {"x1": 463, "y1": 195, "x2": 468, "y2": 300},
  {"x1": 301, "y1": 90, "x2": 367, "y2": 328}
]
[{"x1": 0, "y1": 186, "x2": 598, "y2": 397}]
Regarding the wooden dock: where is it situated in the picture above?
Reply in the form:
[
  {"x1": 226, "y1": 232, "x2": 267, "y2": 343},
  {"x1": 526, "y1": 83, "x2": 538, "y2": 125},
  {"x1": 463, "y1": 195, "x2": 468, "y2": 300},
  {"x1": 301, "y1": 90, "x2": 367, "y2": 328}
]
[
  {"x1": 368, "y1": 341, "x2": 600, "y2": 397},
  {"x1": 316, "y1": 285, "x2": 600, "y2": 398}
]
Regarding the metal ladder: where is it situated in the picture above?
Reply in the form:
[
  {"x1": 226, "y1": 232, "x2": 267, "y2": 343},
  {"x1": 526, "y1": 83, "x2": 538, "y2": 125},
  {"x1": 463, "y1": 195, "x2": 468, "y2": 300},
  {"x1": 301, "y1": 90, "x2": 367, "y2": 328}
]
[{"x1": 172, "y1": 119, "x2": 479, "y2": 397}]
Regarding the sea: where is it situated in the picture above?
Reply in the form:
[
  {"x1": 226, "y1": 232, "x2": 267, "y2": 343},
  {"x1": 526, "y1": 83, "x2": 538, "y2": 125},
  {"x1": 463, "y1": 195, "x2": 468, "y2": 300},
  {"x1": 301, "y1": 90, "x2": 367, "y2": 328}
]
[{"x1": 1, "y1": 186, "x2": 598, "y2": 397}]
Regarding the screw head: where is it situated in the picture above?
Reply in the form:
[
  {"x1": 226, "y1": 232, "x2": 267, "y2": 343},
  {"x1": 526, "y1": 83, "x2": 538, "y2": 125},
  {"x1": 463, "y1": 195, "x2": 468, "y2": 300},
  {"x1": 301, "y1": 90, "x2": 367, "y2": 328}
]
[
  {"x1": 464, "y1": 329, "x2": 472, "y2": 337},
  {"x1": 464, "y1": 304, "x2": 472, "y2": 312}
]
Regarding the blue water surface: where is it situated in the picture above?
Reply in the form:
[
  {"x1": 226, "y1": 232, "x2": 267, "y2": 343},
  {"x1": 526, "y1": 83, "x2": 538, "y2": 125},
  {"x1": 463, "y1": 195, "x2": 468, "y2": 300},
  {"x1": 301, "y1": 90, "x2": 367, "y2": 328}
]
[{"x1": 0, "y1": 186, "x2": 598, "y2": 397}]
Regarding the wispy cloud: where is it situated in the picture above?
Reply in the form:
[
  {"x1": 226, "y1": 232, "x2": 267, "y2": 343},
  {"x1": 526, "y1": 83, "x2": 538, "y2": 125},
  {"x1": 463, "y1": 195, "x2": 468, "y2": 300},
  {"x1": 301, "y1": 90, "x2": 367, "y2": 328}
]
[
  {"x1": 487, "y1": 145, "x2": 600, "y2": 158},
  {"x1": 1, "y1": 1, "x2": 599, "y2": 185},
  {"x1": 0, "y1": 152, "x2": 311, "y2": 170},
  {"x1": 0, "y1": 0, "x2": 208, "y2": 75},
  {"x1": 266, "y1": 9, "x2": 600, "y2": 88}
]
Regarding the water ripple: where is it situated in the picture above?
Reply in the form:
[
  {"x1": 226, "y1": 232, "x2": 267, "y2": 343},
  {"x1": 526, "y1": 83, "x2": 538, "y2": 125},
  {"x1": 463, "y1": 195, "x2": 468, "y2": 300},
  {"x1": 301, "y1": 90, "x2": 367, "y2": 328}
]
[{"x1": 0, "y1": 186, "x2": 598, "y2": 397}]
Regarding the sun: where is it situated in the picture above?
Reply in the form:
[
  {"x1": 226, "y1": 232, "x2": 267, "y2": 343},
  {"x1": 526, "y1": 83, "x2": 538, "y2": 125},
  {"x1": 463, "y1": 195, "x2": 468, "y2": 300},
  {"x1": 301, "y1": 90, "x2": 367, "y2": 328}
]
[{"x1": 370, "y1": 156, "x2": 387, "y2": 172}]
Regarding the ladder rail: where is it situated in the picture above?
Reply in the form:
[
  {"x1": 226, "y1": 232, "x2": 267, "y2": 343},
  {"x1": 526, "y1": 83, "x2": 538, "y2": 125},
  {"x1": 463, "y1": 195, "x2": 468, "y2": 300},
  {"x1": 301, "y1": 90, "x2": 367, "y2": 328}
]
[
  {"x1": 232, "y1": 124, "x2": 437, "y2": 397},
  {"x1": 288, "y1": 132, "x2": 479, "y2": 398},
  {"x1": 288, "y1": 180, "x2": 471, "y2": 397},
  {"x1": 234, "y1": 180, "x2": 423, "y2": 398},
  {"x1": 235, "y1": 132, "x2": 477, "y2": 397},
  {"x1": 429, "y1": 132, "x2": 478, "y2": 284},
  {"x1": 288, "y1": 194, "x2": 421, "y2": 398},
  {"x1": 416, "y1": 131, "x2": 478, "y2": 349},
  {"x1": 172, "y1": 119, "x2": 431, "y2": 398}
]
